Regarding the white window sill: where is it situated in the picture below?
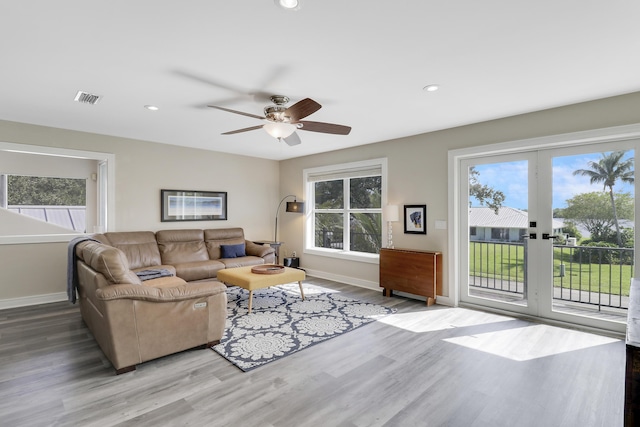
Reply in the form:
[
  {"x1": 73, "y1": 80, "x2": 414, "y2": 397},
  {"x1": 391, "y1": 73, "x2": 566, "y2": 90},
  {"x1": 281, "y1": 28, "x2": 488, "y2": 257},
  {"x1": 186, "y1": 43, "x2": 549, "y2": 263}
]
[
  {"x1": 0, "y1": 234, "x2": 84, "y2": 245},
  {"x1": 304, "y1": 247, "x2": 379, "y2": 264}
]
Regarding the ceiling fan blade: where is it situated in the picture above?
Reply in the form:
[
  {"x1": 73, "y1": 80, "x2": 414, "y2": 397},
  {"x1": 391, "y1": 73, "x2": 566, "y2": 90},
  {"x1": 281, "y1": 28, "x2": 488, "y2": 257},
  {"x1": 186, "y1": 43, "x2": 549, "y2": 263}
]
[
  {"x1": 222, "y1": 125, "x2": 264, "y2": 135},
  {"x1": 208, "y1": 105, "x2": 264, "y2": 120},
  {"x1": 284, "y1": 132, "x2": 301, "y2": 146},
  {"x1": 174, "y1": 70, "x2": 248, "y2": 95},
  {"x1": 174, "y1": 70, "x2": 288, "y2": 105},
  {"x1": 298, "y1": 121, "x2": 352, "y2": 135},
  {"x1": 285, "y1": 98, "x2": 322, "y2": 122}
]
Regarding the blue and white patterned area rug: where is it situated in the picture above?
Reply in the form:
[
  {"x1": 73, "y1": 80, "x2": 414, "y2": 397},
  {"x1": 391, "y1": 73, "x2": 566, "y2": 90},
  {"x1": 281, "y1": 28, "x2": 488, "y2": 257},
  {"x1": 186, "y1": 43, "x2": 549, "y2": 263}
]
[{"x1": 212, "y1": 283, "x2": 396, "y2": 371}]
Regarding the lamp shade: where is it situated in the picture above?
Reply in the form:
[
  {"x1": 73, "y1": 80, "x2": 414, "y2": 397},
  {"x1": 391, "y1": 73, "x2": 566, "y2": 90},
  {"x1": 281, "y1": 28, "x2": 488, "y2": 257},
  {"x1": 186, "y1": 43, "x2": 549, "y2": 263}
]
[
  {"x1": 286, "y1": 201, "x2": 304, "y2": 212},
  {"x1": 384, "y1": 204, "x2": 399, "y2": 222},
  {"x1": 263, "y1": 122, "x2": 296, "y2": 139}
]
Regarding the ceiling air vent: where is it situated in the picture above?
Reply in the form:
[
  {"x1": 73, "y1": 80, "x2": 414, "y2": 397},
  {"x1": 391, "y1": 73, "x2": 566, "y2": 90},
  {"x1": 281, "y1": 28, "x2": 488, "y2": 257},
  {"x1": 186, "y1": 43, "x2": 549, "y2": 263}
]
[{"x1": 74, "y1": 91, "x2": 102, "y2": 105}]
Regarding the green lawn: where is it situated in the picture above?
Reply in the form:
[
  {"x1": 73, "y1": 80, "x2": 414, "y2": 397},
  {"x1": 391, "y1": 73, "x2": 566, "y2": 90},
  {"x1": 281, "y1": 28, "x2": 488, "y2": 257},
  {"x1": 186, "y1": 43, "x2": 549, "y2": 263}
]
[
  {"x1": 469, "y1": 241, "x2": 525, "y2": 281},
  {"x1": 469, "y1": 241, "x2": 634, "y2": 296}
]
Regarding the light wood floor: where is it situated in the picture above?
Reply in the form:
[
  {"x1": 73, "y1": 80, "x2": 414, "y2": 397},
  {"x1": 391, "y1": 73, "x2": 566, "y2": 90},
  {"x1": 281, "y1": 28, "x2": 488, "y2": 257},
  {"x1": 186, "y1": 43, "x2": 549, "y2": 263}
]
[{"x1": 0, "y1": 277, "x2": 625, "y2": 427}]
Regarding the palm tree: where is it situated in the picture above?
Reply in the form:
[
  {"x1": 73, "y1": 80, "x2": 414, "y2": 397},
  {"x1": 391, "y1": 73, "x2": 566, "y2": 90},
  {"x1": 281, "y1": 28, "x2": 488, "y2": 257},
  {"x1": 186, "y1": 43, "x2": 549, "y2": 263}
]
[{"x1": 573, "y1": 151, "x2": 634, "y2": 246}]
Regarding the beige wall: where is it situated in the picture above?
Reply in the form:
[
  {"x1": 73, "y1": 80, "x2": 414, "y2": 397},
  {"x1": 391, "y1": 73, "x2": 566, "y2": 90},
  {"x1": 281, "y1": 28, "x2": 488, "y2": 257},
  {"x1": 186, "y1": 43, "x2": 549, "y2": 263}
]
[
  {"x1": 0, "y1": 242, "x2": 68, "y2": 301},
  {"x1": 0, "y1": 120, "x2": 279, "y2": 307},
  {"x1": 279, "y1": 91, "x2": 640, "y2": 297}
]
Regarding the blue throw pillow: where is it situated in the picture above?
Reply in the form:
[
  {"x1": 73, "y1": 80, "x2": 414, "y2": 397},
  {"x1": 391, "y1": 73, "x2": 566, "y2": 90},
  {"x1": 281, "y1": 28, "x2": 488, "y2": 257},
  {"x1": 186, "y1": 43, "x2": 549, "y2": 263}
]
[{"x1": 220, "y1": 243, "x2": 246, "y2": 258}]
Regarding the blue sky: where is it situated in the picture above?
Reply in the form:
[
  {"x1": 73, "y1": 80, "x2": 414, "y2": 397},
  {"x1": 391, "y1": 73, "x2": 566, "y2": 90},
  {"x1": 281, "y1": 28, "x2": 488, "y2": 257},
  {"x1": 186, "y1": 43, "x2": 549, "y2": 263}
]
[{"x1": 471, "y1": 150, "x2": 635, "y2": 210}]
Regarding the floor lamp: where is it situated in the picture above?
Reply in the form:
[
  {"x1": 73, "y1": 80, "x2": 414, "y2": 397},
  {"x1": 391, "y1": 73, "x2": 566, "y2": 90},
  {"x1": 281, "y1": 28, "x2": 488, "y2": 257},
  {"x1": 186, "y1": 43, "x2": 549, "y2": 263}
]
[
  {"x1": 274, "y1": 195, "x2": 305, "y2": 243},
  {"x1": 384, "y1": 204, "x2": 399, "y2": 248}
]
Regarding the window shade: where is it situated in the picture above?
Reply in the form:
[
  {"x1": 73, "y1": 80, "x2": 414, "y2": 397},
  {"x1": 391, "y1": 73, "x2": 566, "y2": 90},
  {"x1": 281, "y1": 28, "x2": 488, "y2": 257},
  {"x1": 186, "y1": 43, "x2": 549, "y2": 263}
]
[{"x1": 307, "y1": 165, "x2": 382, "y2": 182}]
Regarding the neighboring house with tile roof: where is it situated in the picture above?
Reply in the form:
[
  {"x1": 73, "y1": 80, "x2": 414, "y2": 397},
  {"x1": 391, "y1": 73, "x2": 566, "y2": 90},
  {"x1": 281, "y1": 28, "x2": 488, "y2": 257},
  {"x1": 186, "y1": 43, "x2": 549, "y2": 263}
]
[
  {"x1": 469, "y1": 207, "x2": 564, "y2": 242},
  {"x1": 7, "y1": 205, "x2": 86, "y2": 233}
]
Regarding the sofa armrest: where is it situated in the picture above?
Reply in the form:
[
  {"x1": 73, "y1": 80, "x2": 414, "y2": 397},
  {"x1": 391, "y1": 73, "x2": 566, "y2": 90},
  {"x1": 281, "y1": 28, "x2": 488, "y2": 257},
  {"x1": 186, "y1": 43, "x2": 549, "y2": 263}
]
[
  {"x1": 96, "y1": 281, "x2": 226, "y2": 303},
  {"x1": 245, "y1": 240, "x2": 276, "y2": 258}
]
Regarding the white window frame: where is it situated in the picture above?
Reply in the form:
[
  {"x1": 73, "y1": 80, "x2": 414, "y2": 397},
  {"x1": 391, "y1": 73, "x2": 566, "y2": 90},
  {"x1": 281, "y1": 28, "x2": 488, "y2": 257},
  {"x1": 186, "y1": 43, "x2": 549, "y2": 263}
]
[
  {"x1": 447, "y1": 123, "x2": 640, "y2": 308},
  {"x1": 0, "y1": 142, "x2": 115, "y2": 244},
  {"x1": 303, "y1": 158, "x2": 388, "y2": 264}
]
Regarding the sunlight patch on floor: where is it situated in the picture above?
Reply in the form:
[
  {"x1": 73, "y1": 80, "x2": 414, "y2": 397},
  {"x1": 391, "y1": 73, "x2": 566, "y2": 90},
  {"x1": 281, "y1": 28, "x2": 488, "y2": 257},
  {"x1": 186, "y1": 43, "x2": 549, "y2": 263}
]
[
  {"x1": 377, "y1": 307, "x2": 513, "y2": 333},
  {"x1": 277, "y1": 282, "x2": 340, "y2": 296},
  {"x1": 442, "y1": 324, "x2": 620, "y2": 361}
]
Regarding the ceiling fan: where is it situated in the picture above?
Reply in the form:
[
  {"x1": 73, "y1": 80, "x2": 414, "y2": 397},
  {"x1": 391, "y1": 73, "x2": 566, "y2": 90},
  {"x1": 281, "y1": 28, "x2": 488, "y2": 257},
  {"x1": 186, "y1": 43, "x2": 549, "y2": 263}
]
[{"x1": 208, "y1": 95, "x2": 351, "y2": 146}]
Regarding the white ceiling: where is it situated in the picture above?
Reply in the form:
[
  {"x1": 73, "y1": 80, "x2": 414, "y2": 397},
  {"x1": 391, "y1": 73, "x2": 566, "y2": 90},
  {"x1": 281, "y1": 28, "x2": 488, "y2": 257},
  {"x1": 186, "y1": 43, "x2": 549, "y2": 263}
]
[{"x1": 2, "y1": 1, "x2": 639, "y2": 161}]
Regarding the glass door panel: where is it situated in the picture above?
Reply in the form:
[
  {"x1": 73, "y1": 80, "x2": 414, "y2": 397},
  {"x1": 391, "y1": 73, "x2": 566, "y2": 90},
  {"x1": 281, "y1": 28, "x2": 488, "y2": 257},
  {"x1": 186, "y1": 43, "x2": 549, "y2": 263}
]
[
  {"x1": 548, "y1": 148, "x2": 635, "y2": 325},
  {"x1": 461, "y1": 153, "x2": 537, "y2": 316}
]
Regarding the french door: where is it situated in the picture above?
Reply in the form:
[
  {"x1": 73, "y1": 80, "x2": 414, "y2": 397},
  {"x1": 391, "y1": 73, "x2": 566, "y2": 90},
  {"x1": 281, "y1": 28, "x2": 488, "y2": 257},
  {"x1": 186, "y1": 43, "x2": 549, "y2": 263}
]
[{"x1": 458, "y1": 140, "x2": 636, "y2": 333}]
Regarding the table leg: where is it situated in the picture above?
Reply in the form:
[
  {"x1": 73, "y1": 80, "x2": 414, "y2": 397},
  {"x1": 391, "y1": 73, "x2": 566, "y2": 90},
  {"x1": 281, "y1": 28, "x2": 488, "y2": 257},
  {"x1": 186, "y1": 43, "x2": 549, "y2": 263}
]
[
  {"x1": 298, "y1": 281, "x2": 305, "y2": 300},
  {"x1": 248, "y1": 290, "x2": 253, "y2": 313}
]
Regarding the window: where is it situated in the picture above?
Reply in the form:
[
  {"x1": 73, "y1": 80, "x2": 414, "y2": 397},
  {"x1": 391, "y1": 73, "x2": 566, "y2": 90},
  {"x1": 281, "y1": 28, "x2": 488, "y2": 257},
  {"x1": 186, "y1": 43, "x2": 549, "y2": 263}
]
[
  {"x1": 304, "y1": 159, "x2": 387, "y2": 261},
  {"x1": 491, "y1": 227, "x2": 508, "y2": 240},
  {"x1": 0, "y1": 141, "x2": 114, "y2": 243},
  {"x1": 470, "y1": 226, "x2": 477, "y2": 236},
  {"x1": 6, "y1": 175, "x2": 87, "y2": 232}
]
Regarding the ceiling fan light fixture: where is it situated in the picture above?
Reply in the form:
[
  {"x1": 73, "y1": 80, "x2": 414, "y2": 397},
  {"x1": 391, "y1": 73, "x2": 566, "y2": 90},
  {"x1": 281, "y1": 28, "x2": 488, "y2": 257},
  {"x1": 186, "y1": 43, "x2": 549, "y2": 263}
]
[
  {"x1": 264, "y1": 122, "x2": 296, "y2": 139},
  {"x1": 276, "y1": 0, "x2": 300, "y2": 10}
]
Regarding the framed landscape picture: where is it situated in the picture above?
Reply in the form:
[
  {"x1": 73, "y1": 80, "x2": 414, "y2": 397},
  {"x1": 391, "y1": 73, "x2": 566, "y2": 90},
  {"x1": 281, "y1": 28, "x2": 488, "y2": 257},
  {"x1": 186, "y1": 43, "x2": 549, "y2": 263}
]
[
  {"x1": 404, "y1": 204, "x2": 426, "y2": 234},
  {"x1": 161, "y1": 189, "x2": 227, "y2": 222}
]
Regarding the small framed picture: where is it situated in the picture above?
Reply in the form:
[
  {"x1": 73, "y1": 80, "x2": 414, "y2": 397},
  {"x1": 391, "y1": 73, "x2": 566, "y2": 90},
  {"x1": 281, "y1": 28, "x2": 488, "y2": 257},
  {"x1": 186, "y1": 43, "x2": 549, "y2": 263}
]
[{"x1": 404, "y1": 204, "x2": 426, "y2": 234}]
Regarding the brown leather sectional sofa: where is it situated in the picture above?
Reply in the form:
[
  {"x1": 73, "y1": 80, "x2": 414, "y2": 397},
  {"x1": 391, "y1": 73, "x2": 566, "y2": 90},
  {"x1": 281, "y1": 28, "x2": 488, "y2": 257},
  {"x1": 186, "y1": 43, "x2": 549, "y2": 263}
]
[{"x1": 73, "y1": 227, "x2": 275, "y2": 374}]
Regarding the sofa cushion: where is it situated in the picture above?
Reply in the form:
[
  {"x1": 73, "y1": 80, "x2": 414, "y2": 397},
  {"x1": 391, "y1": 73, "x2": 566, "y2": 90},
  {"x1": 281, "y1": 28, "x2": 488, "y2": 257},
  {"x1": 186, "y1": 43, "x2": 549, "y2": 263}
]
[
  {"x1": 76, "y1": 241, "x2": 142, "y2": 285},
  {"x1": 139, "y1": 275, "x2": 188, "y2": 289},
  {"x1": 220, "y1": 243, "x2": 246, "y2": 258},
  {"x1": 204, "y1": 227, "x2": 245, "y2": 241},
  {"x1": 98, "y1": 231, "x2": 162, "y2": 270},
  {"x1": 244, "y1": 241, "x2": 276, "y2": 258},
  {"x1": 96, "y1": 279, "x2": 226, "y2": 302},
  {"x1": 219, "y1": 256, "x2": 265, "y2": 269},
  {"x1": 156, "y1": 229, "x2": 209, "y2": 265},
  {"x1": 204, "y1": 228, "x2": 246, "y2": 260},
  {"x1": 173, "y1": 260, "x2": 226, "y2": 282}
]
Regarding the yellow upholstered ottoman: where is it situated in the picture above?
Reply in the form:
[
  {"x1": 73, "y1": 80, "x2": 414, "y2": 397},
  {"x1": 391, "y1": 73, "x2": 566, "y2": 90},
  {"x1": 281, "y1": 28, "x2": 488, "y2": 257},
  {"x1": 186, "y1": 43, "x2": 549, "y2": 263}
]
[{"x1": 216, "y1": 266, "x2": 306, "y2": 313}]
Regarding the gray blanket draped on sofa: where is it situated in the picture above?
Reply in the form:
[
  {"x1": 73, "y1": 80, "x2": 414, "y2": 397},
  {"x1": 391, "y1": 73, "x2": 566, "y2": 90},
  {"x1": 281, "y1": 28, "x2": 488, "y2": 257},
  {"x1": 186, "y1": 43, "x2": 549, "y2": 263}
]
[{"x1": 67, "y1": 236, "x2": 100, "y2": 304}]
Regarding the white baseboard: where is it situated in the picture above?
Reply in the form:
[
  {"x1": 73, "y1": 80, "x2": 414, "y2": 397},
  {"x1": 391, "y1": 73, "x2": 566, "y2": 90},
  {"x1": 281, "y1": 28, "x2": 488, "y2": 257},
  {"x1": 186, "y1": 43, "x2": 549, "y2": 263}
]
[
  {"x1": 0, "y1": 292, "x2": 67, "y2": 310},
  {"x1": 303, "y1": 268, "x2": 379, "y2": 291},
  {"x1": 304, "y1": 268, "x2": 454, "y2": 307}
]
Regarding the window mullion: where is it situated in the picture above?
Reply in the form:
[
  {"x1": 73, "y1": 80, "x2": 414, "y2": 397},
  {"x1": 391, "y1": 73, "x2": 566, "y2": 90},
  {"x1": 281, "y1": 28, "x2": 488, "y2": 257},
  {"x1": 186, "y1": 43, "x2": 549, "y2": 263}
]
[{"x1": 343, "y1": 178, "x2": 350, "y2": 251}]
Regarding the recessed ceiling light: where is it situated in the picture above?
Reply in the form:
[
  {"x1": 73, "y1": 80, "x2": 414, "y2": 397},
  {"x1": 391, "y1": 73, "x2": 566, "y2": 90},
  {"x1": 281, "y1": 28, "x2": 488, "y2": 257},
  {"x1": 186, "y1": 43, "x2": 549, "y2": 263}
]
[
  {"x1": 275, "y1": 0, "x2": 300, "y2": 10},
  {"x1": 144, "y1": 105, "x2": 159, "y2": 111},
  {"x1": 423, "y1": 84, "x2": 440, "y2": 92}
]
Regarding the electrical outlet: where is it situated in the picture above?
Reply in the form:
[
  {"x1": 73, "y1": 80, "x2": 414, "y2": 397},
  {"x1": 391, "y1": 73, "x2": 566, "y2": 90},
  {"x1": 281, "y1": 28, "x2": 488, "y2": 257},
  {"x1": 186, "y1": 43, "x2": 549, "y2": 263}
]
[{"x1": 292, "y1": 251, "x2": 296, "y2": 257}]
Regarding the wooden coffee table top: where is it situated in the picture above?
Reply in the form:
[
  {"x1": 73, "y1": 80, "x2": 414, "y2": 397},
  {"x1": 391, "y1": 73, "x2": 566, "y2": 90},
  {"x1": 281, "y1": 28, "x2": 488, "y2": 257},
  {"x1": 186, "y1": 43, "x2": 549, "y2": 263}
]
[
  {"x1": 217, "y1": 265, "x2": 306, "y2": 313},
  {"x1": 217, "y1": 265, "x2": 305, "y2": 291}
]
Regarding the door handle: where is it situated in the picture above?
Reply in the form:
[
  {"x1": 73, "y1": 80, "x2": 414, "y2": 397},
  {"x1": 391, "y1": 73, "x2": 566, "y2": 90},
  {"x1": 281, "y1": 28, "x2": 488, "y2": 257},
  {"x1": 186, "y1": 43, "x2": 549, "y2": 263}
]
[{"x1": 542, "y1": 233, "x2": 559, "y2": 240}]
